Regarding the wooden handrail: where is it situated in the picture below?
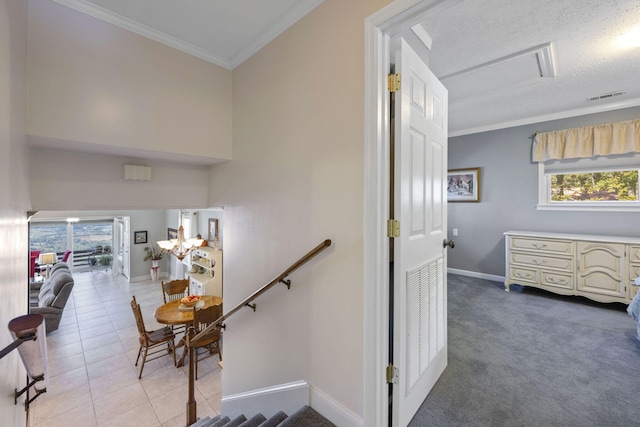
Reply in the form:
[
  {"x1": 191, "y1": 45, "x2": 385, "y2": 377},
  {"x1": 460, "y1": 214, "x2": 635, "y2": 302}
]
[
  {"x1": 190, "y1": 238, "x2": 332, "y2": 345},
  {"x1": 185, "y1": 238, "x2": 332, "y2": 426}
]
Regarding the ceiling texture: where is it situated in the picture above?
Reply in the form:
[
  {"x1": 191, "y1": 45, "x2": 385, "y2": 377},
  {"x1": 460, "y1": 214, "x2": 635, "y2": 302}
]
[{"x1": 53, "y1": 0, "x2": 640, "y2": 136}]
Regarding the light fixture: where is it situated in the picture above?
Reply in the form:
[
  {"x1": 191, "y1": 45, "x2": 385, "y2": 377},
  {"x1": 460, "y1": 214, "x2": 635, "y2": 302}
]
[
  {"x1": 0, "y1": 314, "x2": 48, "y2": 408},
  {"x1": 617, "y1": 25, "x2": 640, "y2": 50},
  {"x1": 157, "y1": 210, "x2": 203, "y2": 261},
  {"x1": 39, "y1": 253, "x2": 57, "y2": 277}
]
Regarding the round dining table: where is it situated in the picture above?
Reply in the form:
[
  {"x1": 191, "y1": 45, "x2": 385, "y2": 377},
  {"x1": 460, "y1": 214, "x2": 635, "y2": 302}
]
[
  {"x1": 154, "y1": 295, "x2": 223, "y2": 326},
  {"x1": 154, "y1": 295, "x2": 223, "y2": 367}
]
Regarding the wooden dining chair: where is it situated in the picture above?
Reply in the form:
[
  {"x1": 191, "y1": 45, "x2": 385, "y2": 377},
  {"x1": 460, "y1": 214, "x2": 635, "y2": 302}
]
[
  {"x1": 130, "y1": 295, "x2": 176, "y2": 378},
  {"x1": 191, "y1": 303, "x2": 223, "y2": 380},
  {"x1": 162, "y1": 278, "x2": 190, "y2": 335},
  {"x1": 162, "y1": 278, "x2": 190, "y2": 303}
]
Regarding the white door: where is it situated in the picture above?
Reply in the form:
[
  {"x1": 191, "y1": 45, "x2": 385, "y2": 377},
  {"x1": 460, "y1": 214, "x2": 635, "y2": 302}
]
[
  {"x1": 392, "y1": 38, "x2": 449, "y2": 427},
  {"x1": 122, "y1": 216, "x2": 131, "y2": 279}
]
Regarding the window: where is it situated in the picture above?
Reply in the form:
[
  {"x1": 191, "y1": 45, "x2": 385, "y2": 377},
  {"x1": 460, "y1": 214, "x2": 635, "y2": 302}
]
[
  {"x1": 29, "y1": 223, "x2": 67, "y2": 253},
  {"x1": 30, "y1": 220, "x2": 113, "y2": 267},
  {"x1": 537, "y1": 154, "x2": 640, "y2": 211}
]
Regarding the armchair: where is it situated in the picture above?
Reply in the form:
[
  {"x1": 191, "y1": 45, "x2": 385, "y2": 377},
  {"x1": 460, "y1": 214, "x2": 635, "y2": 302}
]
[{"x1": 30, "y1": 267, "x2": 74, "y2": 333}]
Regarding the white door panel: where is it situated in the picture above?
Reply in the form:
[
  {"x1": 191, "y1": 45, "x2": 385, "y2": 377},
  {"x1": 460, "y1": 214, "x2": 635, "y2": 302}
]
[{"x1": 393, "y1": 38, "x2": 448, "y2": 427}]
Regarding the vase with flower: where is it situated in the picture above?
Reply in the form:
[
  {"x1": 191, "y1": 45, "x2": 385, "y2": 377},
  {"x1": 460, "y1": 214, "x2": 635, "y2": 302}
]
[{"x1": 144, "y1": 245, "x2": 163, "y2": 281}]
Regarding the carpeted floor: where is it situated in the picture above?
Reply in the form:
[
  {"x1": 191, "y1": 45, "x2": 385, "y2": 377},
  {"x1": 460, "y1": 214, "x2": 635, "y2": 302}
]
[{"x1": 409, "y1": 274, "x2": 640, "y2": 427}]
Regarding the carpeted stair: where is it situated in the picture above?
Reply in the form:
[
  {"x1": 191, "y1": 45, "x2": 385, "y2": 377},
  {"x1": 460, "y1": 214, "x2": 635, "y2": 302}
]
[{"x1": 188, "y1": 406, "x2": 334, "y2": 427}]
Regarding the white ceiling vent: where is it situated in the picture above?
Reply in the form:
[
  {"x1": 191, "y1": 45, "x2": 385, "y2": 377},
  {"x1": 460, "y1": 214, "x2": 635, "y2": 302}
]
[
  {"x1": 587, "y1": 90, "x2": 626, "y2": 102},
  {"x1": 440, "y1": 43, "x2": 555, "y2": 101},
  {"x1": 124, "y1": 164, "x2": 151, "y2": 181}
]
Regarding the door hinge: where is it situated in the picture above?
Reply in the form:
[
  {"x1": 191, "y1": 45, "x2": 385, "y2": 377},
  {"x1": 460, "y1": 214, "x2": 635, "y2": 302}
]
[
  {"x1": 388, "y1": 73, "x2": 401, "y2": 92},
  {"x1": 386, "y1": 364, "x2": 399, "y2": 384},
  {"x1": 387, "y1": 219, "x2": 400, "y2": 238}
]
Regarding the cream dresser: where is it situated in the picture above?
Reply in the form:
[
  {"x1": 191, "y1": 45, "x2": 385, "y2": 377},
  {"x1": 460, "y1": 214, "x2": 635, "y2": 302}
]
[{"x1": 504, "y1": 230, "x2": 640, "y2": 304}]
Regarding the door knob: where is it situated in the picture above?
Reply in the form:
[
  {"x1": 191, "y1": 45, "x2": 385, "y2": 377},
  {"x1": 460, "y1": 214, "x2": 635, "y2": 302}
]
[{"x1": 443, "y1": 239, "x2": 455, "y2": 249}]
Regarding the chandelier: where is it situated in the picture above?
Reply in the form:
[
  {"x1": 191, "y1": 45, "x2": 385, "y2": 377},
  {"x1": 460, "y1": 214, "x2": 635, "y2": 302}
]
[{"x1": 157, "y1": 210, "x2": 203, "y2": 261}]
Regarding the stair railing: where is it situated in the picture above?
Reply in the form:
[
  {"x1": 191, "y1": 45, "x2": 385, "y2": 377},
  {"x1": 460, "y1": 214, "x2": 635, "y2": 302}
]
[{"x1": 185, "y1": 239, "x2": 332, "y2": 426}]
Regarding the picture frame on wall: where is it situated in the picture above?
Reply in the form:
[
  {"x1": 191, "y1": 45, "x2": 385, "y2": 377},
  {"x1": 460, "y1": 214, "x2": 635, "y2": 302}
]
[
  {"x1": 208, "y1": 219, "x2": 219, "y2": 241},
  {"x1": 134, "y1": 231, "x2": 147, "y2": 244},
  {"x1": 167, "y1": 228, "x2": 178, "y2": 240},
  {"x1": 447, "y1": 168, "x2": 480, "y2": 202}
]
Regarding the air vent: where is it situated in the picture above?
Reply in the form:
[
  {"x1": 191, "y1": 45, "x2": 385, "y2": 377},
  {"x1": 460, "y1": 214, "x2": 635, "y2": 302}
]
[{"x1": 587, "y1": 90, "x2": 626, "y2": 102}]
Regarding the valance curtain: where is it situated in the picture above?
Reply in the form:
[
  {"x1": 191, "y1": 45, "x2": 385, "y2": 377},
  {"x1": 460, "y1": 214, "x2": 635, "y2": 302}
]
[{"x1": 532, "y1": 118, "x2": 640, "y2": 162}]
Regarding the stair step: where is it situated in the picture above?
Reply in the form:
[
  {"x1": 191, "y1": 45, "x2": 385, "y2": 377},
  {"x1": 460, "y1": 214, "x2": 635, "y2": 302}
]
[
  {"x1": 211, "y1": 416, "x2": 230, "y2": 427},
  {"x1": 187, "y1": 405, "x2": 333, "y2": 427},
  {"x1": 224, "y1": 414, "x2": 248, "y2": 427},
  {"x1": 278, "y1": 405, "x2": 335, "y2": 427},
  {"x1": 257, "y1": 411, "x2": 287, "y2": 427},
  {"x1": 189, "y1": 416, "x2": 211, "y2": 427},
  {"x1": 238, "y1": 413, "x2": 267, "y2": 427}
]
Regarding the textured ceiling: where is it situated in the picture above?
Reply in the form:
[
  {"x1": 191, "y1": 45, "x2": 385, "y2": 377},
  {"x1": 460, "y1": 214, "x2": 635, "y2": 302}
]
[
  {"x1": 421, "y1": 0, "x2": 640, "y2": 135},
  {"x1": 53, "y1": 0, "x2": 640, "y2": 136}
]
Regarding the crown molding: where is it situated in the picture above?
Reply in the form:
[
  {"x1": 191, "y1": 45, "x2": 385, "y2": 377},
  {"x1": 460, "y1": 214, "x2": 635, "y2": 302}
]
[
  {"x1": 229, "y1": 0, "x2": 325, "y2": 68},
  {"x1": 450, "y1": 97, "x2": 640, "y2": 137},
  {"x1": 54, "y1": 0, "x2": 325, "y2": 70},
  {"x1": 53, "y1": 0, "x2": 232, "y2": 69}
]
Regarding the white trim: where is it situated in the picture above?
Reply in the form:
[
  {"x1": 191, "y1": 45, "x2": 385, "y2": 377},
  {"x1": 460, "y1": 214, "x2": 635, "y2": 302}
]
[
  {"x1": 229, "y1": 0, "x2": 325, "y2": 68},
  {"x1": 220, "y1": 380, "x2": 309, "y2": 420},
  {"x1": 447, "y1": 268, "x2": 504, "y2": 283},
  {"x1": 53, "y1": 0, "x2": 324, "y2": 70},
  {"x1": 363, "y1": 1, "x2": 465, "y2": 427},
  {"x1": 53, "y1": 0, "x2": 232, "y2": 68},
  {"x1": 450, "y1": 96, "x2": 640, "y2": 137},
  {"x1": 536, "y1": 204, "x2": 640, "y2": 212},
  {"x1": 310, "y1": 385, "x2": 363, "y2": 427}
]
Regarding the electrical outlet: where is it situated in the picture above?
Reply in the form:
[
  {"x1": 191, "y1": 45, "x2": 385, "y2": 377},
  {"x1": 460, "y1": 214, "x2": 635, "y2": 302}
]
[{"x1": 453, "y1": 228, "x2": 458, "y2": 236}]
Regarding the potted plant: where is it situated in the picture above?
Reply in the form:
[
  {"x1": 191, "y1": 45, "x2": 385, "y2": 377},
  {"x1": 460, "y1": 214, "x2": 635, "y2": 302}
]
[
  {"x1": 144, "y1": 245, "x2": 163, "y2": 281},
  {"x1": 144, "y1": 245, "x2": 164, "y2": 263}
]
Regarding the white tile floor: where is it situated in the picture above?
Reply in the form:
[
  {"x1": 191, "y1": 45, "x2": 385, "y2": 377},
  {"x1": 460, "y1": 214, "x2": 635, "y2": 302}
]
[{"x1": 29, "y1": 270, "x2": 222, "y2": 427}]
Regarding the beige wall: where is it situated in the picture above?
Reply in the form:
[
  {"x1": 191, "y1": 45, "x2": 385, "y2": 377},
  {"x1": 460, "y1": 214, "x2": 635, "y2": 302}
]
[
  {"x1": 30, "y1": 149, "x2": 209, "y2": 211},
  {"x1": 27, "y1": 0, "x2": 232, "y2": 162},
  {"x1": 211, "y1": 0, "x2": 392, "y2": 419},
  {"x1": 0, "y1": 0, "x2": 31, "y2": 426}
]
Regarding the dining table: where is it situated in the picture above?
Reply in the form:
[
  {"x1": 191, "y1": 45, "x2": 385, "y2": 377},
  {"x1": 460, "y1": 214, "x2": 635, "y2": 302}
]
[{"x1": 154, "y1": 294, "x2": 223, "y2": 367}]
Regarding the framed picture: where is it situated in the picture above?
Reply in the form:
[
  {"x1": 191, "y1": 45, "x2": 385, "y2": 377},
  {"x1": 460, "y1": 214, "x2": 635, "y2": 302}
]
[
  {"x1": 134, "y1": 231, "x2": 147, "y2": 244},
  {"x1": 208, "y1": 218, "x2": 219, "y2": 241},
  {"x1": 447, "y1": 168, "x2": 481, "y2": 202},
  {"x1": 167, "y1": 228, "x2": 178, "y2": 240}
]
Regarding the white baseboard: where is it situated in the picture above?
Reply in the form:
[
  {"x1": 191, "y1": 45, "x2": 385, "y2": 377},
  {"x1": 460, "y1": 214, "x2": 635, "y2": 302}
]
[
  {"x1": 447, "y1": 268, "x2": 504, "y2": 283},
  {"x1": 129, "y1": 272, "x2": 168, "y2": 283},
  {"x1": 221, "y1": 380, "x2": 309, "y2": 420},
  {"x1": 310, "y1": 385, "x2": 363, "y2": 427}
]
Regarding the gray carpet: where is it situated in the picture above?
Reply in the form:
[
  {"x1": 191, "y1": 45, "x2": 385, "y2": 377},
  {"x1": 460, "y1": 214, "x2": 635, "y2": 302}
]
[{"x1": 409, "y1": 274, "x2": 640, "y2": 427}]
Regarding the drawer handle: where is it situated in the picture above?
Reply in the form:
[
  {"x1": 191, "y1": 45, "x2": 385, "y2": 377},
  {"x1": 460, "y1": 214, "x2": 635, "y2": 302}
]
[
  {"x1": 547, "y1": 277, "x2": 567, "y2": 285},
  {"x1": 532, "y1": 243, "x2": 547, "y2": 249},
  {"x1": 532, "y1": 259, "x2": 546, "y2": 265},
  {"x1": 515, "y1": 272, "x2": 533, "y2": 279}
]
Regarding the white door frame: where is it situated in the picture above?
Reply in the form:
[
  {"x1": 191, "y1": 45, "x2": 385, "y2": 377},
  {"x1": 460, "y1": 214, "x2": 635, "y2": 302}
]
[{"x1": 363, "y1": 1, "x2": 462, "y2": 425}]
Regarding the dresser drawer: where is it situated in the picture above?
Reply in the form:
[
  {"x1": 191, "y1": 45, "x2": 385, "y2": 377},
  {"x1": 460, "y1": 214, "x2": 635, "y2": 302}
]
[
  {"x1": 509, "y1": 266, "x2": 538, "y2": 284},
  {"x1": 629, "y1": 264, "x2": 640, "y2": 281},
  {"x1": 540, "y1": 271, "x2": 573, "y2": 290},
  {"x1": 510, "y1": 237, "x2": 573, "y2": 255},
  {"x1": 630, "y1": 246, "x2": 640, "y2": 264},
  {"x1": 510, "y1": 252, "x2": 573, "y2": 272}
]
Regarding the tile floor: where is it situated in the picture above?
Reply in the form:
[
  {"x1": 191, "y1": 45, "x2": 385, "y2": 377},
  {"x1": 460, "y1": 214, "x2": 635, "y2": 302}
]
[{"x1": 29, "y1": 270, "x2": 222, "y2": 427}]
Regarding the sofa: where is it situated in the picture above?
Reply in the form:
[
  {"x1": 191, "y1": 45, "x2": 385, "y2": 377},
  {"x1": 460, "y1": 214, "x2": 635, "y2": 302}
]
[{"x1": 30, "y1": 262, "x2": 74, "y2": 333}]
